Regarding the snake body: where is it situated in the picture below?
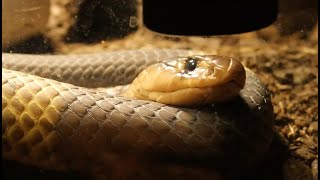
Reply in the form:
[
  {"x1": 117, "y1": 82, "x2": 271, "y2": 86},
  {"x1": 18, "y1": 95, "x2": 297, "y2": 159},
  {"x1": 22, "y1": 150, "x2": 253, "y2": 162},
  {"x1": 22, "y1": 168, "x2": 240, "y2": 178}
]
[{"x1": 2, "y1": 49, "x2": 274, "y2": 179}]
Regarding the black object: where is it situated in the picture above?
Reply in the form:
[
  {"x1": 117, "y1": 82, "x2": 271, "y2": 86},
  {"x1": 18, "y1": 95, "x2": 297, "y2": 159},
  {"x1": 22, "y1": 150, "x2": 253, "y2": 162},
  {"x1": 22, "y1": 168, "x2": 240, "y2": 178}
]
[
  {"x1": 65, "y1": 0, "x2": 137, "y2": 43},
  {"x1": 143, "y1": 1, "x2": 278, "y2": 35}
]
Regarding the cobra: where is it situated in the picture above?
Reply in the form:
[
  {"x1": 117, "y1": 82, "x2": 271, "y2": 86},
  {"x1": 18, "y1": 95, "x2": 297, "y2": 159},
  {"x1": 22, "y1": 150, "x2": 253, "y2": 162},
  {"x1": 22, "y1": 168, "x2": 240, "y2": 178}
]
[{"x1": 2, "y1": 49, "x2": 274, "y2": 179}]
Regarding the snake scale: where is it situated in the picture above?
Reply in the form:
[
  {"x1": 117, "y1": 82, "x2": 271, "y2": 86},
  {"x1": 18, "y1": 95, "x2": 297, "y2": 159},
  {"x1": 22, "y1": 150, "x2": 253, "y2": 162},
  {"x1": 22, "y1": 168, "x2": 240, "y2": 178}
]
[{"x1": 2, "y1": 49, "x2": 274, "y2": 179}]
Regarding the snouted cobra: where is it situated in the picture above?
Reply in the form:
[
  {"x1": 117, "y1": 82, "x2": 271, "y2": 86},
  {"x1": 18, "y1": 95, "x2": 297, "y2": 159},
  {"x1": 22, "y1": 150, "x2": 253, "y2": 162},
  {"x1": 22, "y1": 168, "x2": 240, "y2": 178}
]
[{"x1": 2, "y1": 49, "x2": 274, "y2": 179}]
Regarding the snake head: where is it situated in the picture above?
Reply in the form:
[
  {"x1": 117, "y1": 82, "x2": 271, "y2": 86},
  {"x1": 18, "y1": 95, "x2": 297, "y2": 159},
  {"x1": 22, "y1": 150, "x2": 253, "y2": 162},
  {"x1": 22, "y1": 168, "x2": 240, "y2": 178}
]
[{"x1": 125, "y1": 55, "x2": 246, "y2": 106}]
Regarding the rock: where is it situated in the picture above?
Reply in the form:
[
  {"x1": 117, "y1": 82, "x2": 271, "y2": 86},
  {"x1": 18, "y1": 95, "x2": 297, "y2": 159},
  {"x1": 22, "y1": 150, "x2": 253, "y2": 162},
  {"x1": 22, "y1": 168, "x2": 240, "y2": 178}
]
[
  {"x1": 312, "y1": 159, "x2": 318, "y2": 180},
  {"x1": 2, "y1": 0, "x2": 50, "y2": 48}
]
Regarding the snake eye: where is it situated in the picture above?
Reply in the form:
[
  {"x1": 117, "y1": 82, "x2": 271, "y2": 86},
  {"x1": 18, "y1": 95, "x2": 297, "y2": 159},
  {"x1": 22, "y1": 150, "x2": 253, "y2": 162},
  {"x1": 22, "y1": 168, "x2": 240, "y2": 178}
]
[{"x1": 185, "y1": 58, "x2": 198, "y2": 71}]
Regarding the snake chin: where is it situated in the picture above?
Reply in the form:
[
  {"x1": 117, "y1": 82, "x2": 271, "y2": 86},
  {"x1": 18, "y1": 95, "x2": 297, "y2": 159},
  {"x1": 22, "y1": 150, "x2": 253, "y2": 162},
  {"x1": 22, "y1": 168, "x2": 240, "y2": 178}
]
[{"x1": 125, "y1": 81, "x2": 244, "y2": 106}]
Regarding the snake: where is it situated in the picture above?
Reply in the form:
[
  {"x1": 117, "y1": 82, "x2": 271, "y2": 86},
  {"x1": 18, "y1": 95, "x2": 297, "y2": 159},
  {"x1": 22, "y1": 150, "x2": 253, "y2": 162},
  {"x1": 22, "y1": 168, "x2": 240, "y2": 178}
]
[{"x1": 2, "y1": 49, "x2": 274, "y2": 179}]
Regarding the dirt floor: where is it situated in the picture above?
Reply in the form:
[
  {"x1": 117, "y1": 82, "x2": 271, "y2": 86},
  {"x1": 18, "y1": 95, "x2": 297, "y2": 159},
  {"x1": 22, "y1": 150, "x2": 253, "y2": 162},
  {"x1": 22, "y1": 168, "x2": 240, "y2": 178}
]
[{"x1": 2, "y1": 0, "x2": 318, "y2": 180}]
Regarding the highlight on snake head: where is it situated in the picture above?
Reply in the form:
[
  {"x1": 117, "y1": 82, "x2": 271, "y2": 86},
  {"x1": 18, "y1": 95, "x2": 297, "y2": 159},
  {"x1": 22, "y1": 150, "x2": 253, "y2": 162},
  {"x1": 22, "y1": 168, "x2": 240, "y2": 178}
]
[{"x1": 124, "y1": 55, "x2": 246, "y2": 106}]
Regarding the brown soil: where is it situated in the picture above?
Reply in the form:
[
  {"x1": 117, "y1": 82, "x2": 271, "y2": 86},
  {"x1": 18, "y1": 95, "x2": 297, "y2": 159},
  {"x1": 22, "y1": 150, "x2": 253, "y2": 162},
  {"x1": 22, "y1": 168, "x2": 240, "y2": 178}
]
[{"x1": 3, "y1": 0, "x2": 318, "y2": 180}]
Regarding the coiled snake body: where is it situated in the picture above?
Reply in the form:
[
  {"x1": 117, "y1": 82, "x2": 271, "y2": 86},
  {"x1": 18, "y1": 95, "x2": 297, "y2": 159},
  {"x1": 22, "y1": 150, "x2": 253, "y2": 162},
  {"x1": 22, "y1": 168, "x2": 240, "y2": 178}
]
[{"x1": 2, "y1": 49, "x2": 274, "y2": 179}]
